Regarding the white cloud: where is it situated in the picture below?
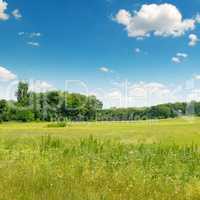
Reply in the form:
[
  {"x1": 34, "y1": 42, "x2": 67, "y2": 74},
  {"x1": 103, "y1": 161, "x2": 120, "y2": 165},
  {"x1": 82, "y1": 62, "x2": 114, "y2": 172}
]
[
  {"x1": 18, "y1": 32, "x2": 25, "y2": 36},
  {"x1": 172, "y1": 52, "x2": 188, "y2": 64},
  {"x1": 27, "y1": 42, "x2": 40, "y2": 47},
  {"x1": 18, "y1": 32, "x2": 42, "y2": 38},
  {"x1": 0, "y1": 66, "x2": 17, "y2": 81},
  {"x1": 0, "y1": 0, "x2": 9, "y2": 20},
  {"x1": 114, "y1": 3, "x2": 195, "y2": 38},
  {"x1": 12, "y1": 9, "x2": 22, "y2": 20},
  {"x1": 29, "y1": 81, "x2": 55, "y2": 93},
  {"x1": 19, "y1": 33, "x2": 42, "y2": 47},
  {"x1": 114, "y1": 9, "x2": 131, "y2": 26},
  {"x1": 30, "y1": 32, "x2": 42, "y2": 38},
  {"x1": 176, "y1": 53, "x2": 188, "y2": 58},
  {"x1": 135, "y1": 48, "x2": 141, "y2": 53},
  {"x1": 172, "y1": 57, "x2": 181, "y2": 64},
  {"x1": 188, "y1": 34, "x2": 199, "y2": 47},
  {"x1": 99, "y1": 66, "x2": 111, "y2": 73}
]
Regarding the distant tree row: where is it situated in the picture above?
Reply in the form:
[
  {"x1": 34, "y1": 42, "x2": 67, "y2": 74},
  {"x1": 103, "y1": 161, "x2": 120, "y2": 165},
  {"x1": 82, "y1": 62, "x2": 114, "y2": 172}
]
[
  {"x1": 0, "y1": 82, "x2": 200, "y2": 122},
  {"x1": 0, "y1": 82, "x2": 103, "y2": 122},
  {"x1": 97, "y1": 102, "x2": 200, "y2": 121}
]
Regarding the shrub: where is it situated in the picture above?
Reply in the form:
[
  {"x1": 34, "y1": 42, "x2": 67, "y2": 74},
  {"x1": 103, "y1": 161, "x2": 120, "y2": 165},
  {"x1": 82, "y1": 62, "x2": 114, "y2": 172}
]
[
  {"x1": 47, "y1": 122, "x2": 67, "y2": 128},
  {"x1": 16, "y1": 108, "x2": 35, "y2": 122}
]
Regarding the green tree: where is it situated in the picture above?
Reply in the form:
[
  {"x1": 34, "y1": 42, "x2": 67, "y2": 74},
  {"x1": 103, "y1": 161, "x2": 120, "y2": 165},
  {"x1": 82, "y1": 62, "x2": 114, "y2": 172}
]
[
  {"x1": 0, "y1": 100, "x2": 9, "y2": 122},
  {"x1": 16, "y1": 82, "x2": 30, "y2": 106},
  {"x1": 148, "y1": 105, "x2": 171, "y2": 119},
  {"x1": 15, "y1": 108, "x2": 34, "y2": 122}
]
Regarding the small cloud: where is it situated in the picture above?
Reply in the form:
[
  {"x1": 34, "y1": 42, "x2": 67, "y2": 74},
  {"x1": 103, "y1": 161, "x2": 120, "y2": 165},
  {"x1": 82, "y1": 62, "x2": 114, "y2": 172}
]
[
  {"x1": 172, "y1": 57, "x2": 181, "y2": 64},
  {"x1": 188, "y1": 34, "x2": 199, "y2": 47},
  {"x1": 18, "y1": 32, "x2": 42, "y2": 38},
  {"x1": 0, "y1": 66, "x2": 17, "y2": 81},
  {"x1": 27, "y1": 42, "x2": 40, "y2": 47},
  {"x1": 0, "y1": 0, "x2": 9, "y2": 20},
  {"x1": 172, "y1": 52, "x2": 188, "y2": 64},
  {"x1": 134, "y1": 48, "x2": 148, "y2": 55},
  {"x1": 30, "y1": 32, "x2": 42, "y2": 38},
  {"x1": 19, "y1": 33, "x2": 42, "y2": 47},
  {"x1": 99, "y1": 66, "x2": 111, "y2": 73},
  {"x1": 12, "y1": 9, "x2": 22, "y2": 20},
  {"x1": 136, "y1": 37, "x2": 144, "y2": 41},
  {"x1": 134, "y1": 48, "x2": 141, "y2": 53},
  {"x1": 176, "y1": 53, "x2": 188, "y2": 58},
  {"x1": 18, "y1": 32, "x2": 25, "y2": 36}
]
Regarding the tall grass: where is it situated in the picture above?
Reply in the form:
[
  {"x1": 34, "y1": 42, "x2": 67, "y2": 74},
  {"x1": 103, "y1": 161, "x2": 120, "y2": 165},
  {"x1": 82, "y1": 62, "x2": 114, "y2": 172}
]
[{"x1": 0, "y1": 136, "x2": 200, "y2": 199}]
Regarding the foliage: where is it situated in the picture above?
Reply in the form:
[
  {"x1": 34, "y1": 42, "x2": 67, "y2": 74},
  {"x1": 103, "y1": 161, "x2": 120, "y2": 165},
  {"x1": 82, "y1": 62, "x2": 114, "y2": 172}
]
[
  {"x1": 0, "y1": 82, "x2": 103, "y2": 122},
  {"x1": 0, "y1": 100, "x2": 9, "y2": 122},
  {"x1": 15, "y1": 108, "x2": 35, "y2": 122},
  {"x1": 16, "y1": 81, "x2": 30, "y2": 107},
  {"x1": 96, "y1": 102, "x2": 197, "y2": 121},
  {"x1": 1, "y1": 82, "x2": 200, "y2": 122}
]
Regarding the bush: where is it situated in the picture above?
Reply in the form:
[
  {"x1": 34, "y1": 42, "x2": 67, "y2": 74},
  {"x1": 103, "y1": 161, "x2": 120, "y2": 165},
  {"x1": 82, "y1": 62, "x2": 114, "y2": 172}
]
[
  {"x1": 47, "y1": 122, "x2": 67, "y2": 128},
  {"x1": 16, "y1": 108, "x2": 35, "y2": 122}
]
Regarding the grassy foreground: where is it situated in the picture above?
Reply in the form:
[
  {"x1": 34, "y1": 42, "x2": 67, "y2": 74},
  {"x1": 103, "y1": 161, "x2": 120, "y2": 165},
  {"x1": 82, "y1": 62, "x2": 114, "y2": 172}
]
[{"x1": 1, "y1": 118, "x2": 200, "y2": 199}]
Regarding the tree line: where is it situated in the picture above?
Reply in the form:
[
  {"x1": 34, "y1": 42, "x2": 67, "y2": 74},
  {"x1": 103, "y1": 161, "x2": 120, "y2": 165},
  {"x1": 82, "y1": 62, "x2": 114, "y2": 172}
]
[
  {"x1": 0, "y1": 82, "x2": 200, "y2": 122},
  {"x1": 0, "y1": 82, "x2": 103, "y2": 122},
  {"x1": 96, "y1": 102, "x2": 200, "y2": 121}
]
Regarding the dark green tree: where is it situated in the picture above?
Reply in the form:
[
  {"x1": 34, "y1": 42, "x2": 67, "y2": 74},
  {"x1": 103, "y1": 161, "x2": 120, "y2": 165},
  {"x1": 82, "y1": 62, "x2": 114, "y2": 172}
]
[{"x1": 0, "y1": 100, "x2": 9, "y2": 122}]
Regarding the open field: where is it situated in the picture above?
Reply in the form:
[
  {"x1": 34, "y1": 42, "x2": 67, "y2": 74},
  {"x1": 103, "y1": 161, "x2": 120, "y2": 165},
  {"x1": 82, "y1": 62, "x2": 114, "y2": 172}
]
[
  {"x1": 1, "y1": 117, "x2": 200, "y2": 145},
  {"x1": 1, "y1": 118, "x2": 200, "y2": 199}
]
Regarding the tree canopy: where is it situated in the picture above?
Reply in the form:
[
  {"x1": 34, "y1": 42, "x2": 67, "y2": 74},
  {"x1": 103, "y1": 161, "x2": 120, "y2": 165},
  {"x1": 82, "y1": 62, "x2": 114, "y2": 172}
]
[{"x1": 0, "y1": 82, "x2": 199, "y2": 122}]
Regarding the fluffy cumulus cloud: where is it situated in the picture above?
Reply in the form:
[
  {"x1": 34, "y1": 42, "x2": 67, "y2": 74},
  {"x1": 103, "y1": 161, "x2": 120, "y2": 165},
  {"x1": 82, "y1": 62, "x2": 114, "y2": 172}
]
[
  {"x1": 0, "y1": 0, "x2": 9, "y2": 20},
  {"x1": 114, "y1": 3, "x2": 195, "y2": 38},
  {"x1": 0, "y1": 66, "x2": 17, "y2": 81},
  {"x1": 12, "y1": 9, "x2": 22, "y2": 20},
  {"x1": 188, "y1": 34, "x2": 199, "y2": 47}
]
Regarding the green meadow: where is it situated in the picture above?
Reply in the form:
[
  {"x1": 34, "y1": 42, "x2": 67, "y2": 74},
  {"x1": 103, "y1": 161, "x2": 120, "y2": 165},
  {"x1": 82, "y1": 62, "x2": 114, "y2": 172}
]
[{"x1": 1, "y1": 117, "x2": 200, "y2": 199}]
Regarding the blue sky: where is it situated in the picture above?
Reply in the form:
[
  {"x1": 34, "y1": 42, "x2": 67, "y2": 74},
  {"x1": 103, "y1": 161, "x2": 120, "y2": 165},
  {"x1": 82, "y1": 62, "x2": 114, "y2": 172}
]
[{"x1": 0, "y1": 0, "x2": 200, "y2": 107}]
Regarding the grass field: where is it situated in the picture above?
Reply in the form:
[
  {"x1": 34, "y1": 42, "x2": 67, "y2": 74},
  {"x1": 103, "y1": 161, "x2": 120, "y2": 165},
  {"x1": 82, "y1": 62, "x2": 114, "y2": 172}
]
[{"x1": 1, "y1": 117, "x2": 200, "y2": 199}]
